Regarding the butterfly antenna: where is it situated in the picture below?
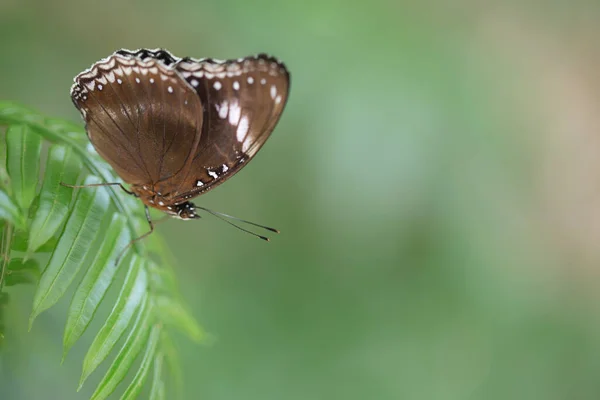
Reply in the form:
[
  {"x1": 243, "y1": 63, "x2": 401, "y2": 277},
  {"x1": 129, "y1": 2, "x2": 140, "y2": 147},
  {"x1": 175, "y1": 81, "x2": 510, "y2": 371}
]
[
  {"x1": 195, "y1": 206, "x2": 280, "y2": 233},
  {"x1": 196, "y1": 206, "x2": 274, "y2": 241}
]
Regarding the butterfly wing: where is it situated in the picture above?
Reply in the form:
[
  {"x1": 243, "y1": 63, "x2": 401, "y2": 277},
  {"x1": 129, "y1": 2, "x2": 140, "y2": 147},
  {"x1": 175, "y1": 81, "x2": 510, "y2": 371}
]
[
  {"x1": 165, "y1": 54, "x2": 291, "y2": 203},
  {"x1": 70, "y1": 52, "x2": 203, "y2": 187}
]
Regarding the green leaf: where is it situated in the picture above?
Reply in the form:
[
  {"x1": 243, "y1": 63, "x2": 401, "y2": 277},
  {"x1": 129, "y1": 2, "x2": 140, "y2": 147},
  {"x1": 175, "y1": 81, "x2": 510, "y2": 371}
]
[
  {"x1": 43, "y1": 118, "x2": 88, "y2": 143},
  {"x1": 120, "y1": 324, "x2": 161, "y2": 400},
  {"x1": 149, "y1": 353, "x2": 166, "y2": 400},
  {"x1": 5, "y1": 258, "x2": 40, "y2": 286},
  {"x1": 80, "y1": 255, "x2": 147, "y2": 387},
  {"x1": 0, "y1": 102, "x2": 46, "y2": 127},
  {"x1": 27, "y1": 144, "x2": 81, "y2": 253},
  {"x1": 0, "y1": 224, "x2": 13, "y2": 288},
  {"x1": 30, "y1": 176, "x2": 110, "y2": 327},
  {"x1": 154, "y1": 296, "x2": 204, "y2": 343},
  {"x1": 6, "y1": 257, "x2": 40, "y2": 272},
  {"x1": 0, "y1": 102, "x2": 202, "y2": 398},
  {"x1": 5, "y1": 270, "x2": 38, "y2": 286},
  {"x1": 11, "y1": 228, "x2": 59, "y2": 253},
  {"x1": 5, "y1": 124, "x2": 42, "y2": 210},
  {"x1": 63, "y1": 214, "x2": 132, "y2": 357},
  {"x1": 0, "y1": 165, "x2": 10, "y2": 193},
  {"x1": 90, "y1": 297, "x2": 153, "y2": 400},
  {"x1": 0, "y1": 189, "x2": 26, "y2": 229},
  {"x1": 147, "y1": 261, "x2": 178, "y2": 295},
  {"x1": 161, "y1": 333, "x2": 183, "y2": 399}
]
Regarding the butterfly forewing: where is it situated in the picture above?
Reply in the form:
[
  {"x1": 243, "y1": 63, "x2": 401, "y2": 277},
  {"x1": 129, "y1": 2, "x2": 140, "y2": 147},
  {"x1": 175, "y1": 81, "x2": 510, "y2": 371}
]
[{"x1": 71, "y1": 54, "x2": 203, "y2": 186}]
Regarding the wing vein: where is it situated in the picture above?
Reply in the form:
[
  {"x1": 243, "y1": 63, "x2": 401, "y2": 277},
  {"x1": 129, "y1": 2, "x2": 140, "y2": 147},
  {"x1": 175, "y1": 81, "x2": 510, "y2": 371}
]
[{"x1": 85, "y1": 89, "x2": 152, "y2": 181}]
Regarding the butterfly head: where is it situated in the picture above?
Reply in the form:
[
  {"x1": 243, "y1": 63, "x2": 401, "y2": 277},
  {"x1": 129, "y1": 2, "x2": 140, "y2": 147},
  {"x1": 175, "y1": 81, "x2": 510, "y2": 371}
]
[
  {"x1": 130, "y1": 184, "x2": 199, "y2": 220},
  {"x1": 172, "y1": 202, "x2": 200, "y2": 220}
]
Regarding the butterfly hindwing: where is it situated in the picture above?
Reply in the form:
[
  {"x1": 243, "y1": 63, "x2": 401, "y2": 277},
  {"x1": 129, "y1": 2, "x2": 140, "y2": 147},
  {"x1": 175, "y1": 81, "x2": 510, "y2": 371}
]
[{"x1": 168, "y1": 54, "x2": 290, "y2": 202}]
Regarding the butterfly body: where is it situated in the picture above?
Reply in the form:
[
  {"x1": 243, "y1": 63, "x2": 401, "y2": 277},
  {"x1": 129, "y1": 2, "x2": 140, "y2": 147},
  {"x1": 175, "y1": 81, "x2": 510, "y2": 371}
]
[
  {"x1": 127, "y1": 184, "x2": 196, "y2": 219},
  {"x1": 70, "y1": 49, "x2": 290, "y2": 219}
]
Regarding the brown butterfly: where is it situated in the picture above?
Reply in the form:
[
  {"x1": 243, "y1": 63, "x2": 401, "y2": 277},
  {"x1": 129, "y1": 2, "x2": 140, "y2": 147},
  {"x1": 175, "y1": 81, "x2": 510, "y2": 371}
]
[{"x1": 69, "y1": 48, "x2": 290, "y2": 242}]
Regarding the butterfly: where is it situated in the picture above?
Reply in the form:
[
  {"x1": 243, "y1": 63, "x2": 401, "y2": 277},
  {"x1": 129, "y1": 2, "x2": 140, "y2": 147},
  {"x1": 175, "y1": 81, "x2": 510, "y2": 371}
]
[{"x1": 69, "y1": 48, "x2": 290, "y2": 240}]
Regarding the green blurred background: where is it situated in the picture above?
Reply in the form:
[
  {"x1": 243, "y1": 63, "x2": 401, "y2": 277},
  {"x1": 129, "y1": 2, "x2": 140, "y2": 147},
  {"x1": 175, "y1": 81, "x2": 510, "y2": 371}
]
[{"x1": 2, "y1": 1, "x2": 600, "y2": 399}]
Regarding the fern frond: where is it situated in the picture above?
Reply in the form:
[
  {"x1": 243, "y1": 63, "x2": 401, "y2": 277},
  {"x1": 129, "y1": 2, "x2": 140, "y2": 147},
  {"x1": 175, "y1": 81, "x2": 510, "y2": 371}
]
[{"x1": 0, "y1": 102, "x2": 204, "y2": 399}]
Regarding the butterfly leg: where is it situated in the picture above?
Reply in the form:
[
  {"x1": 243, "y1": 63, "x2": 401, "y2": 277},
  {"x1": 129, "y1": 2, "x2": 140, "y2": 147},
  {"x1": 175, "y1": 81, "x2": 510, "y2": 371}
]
[
  {"x1": 114, "y1": 206, "x2": 155, "y2": 265},
  {"x1": 59, "y1": 182, "x2": 135, "y2": 196}
]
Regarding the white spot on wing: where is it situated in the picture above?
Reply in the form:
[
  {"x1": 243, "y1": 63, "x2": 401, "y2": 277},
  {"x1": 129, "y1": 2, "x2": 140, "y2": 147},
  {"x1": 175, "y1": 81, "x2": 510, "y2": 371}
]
[
  {"x1": 248, "y1": 76, "x2": 254, "y2": 84},
  {"x1": 260, "y1": 78, "x2": 267, "y2": 85},
  {"x1": 150, "y1": 78, "x2": 155, "y2": 84},
  {"x1": 117, "y1": 78, "x2": 122, "y2": 84},
  {"x1": 270, "y1": 85, "x2": 277, "y2": 99},
  {"x1": 222, "y1": 164, "x2": 229, "y2": 172},
  {"x1": 229, "y1": 101, "x2": 241, "y2": 125},
  {"x1": 97, "y1": 84, "x2": 103, "y2": 90},
  {"x1": 135, "y1": 77, "x2": 140, "y2": 83},
  {"x1": 208, "y1": 170, "x2": 218, "y2": 179},
  {"x1": 191, "y1": 79, "x2": 199, "y2": 87},
  {"x1": 242, "y1": 138, "x2": 251, "y2": 152},
  {"x1": 196, "y1": 180, "x2": 204, "y2": 187},
  {"x1": 213, "y1": 81, "x2": 221, "y2": 90},
  {"x1": 275, "y1": 95, "x2": 282, "y2": 104},
  {"x1": 218, "y1": 101, "x2": 228, "y2": 119},
  {"x1": 168, "y1": 86, "x2": 173, "y2": 93},
  {"x1": 236, "y1": 115, "x2": 249, "y2": 142},
  {"x1": 233, "y1": 81, "x2": 240, "y2": 90}
]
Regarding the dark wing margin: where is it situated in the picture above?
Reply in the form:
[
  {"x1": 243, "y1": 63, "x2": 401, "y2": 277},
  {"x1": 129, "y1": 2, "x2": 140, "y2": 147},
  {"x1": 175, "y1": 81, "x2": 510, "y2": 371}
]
[
  {"x1": 166, "y1": 54, "x2": 290, "y2": 203},
  {"x1": 70, "y1": 52, "x2": 204, "y2": 187},
  {"x1": 116, "y1": 48, "x2": 180, "y2": 67}
]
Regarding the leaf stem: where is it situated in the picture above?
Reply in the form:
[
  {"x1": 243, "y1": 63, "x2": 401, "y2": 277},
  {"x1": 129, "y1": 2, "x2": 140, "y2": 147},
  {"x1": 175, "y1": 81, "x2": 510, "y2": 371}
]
[{"x1": 0, "y1": 223, "x2": 14, "y2": 290}]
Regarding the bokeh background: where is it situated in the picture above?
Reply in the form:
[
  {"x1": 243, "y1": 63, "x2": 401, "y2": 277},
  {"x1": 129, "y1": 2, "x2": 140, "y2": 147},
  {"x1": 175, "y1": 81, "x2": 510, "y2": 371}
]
[{"x1": 2, "y1": 1, "x2": 600, "y2": 399}]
